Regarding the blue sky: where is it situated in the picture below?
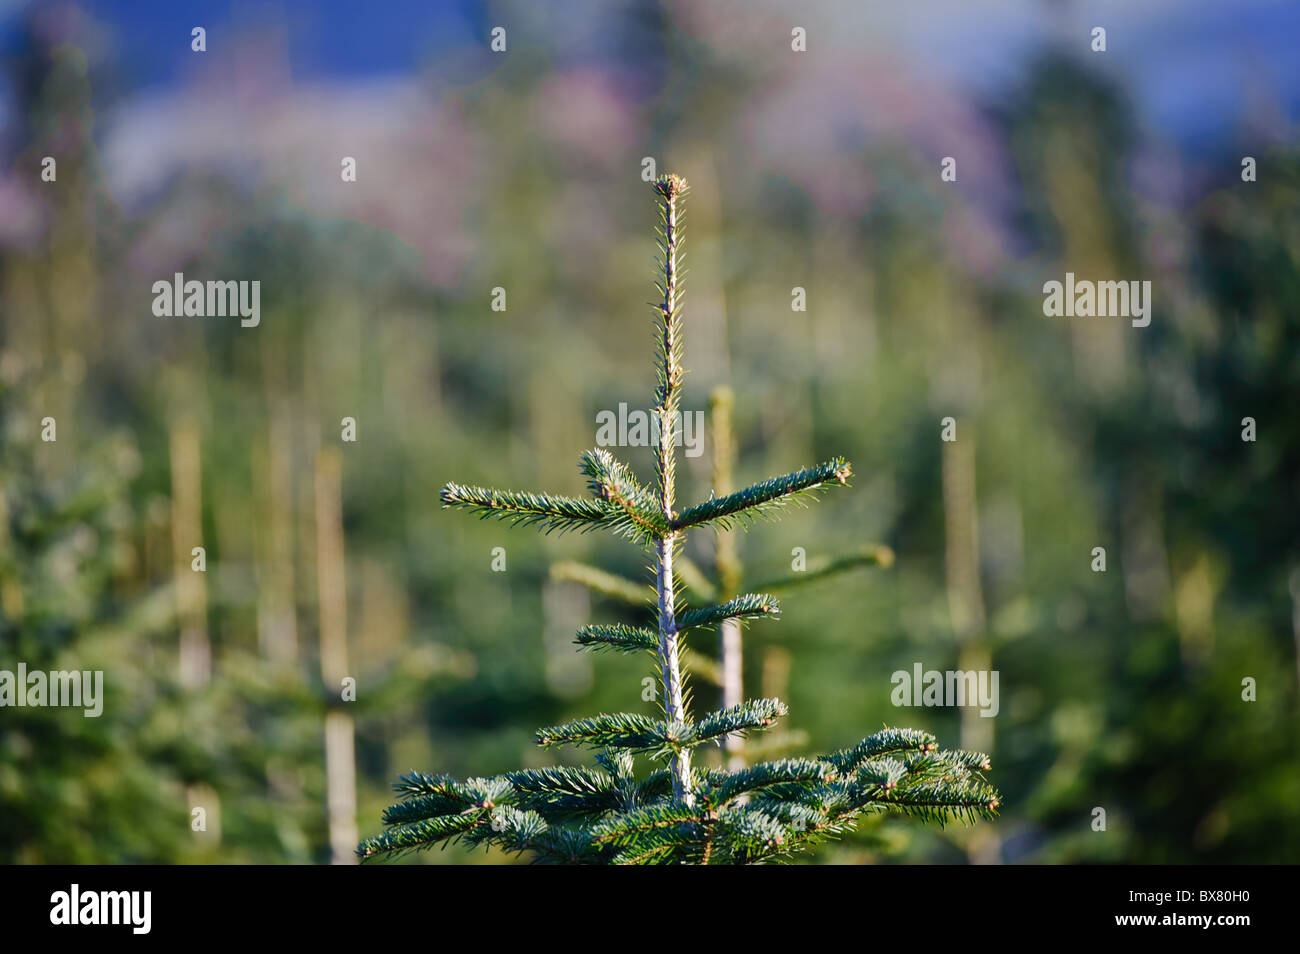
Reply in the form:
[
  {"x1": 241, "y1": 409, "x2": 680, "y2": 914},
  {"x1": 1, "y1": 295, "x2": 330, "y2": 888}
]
[
  {"x1": 76, "y1": 0, "x2": 485, "y2": 87},
  {"x1": 3, "y1": 0, "x2": 1298, "y2": 160}
]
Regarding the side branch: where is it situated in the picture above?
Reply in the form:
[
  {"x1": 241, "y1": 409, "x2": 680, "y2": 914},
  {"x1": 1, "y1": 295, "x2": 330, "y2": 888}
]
[
  {"x1": 580, "y1": 448, "x2": 669, "y2": 538},
  {"x1": 440, "y1": 483, "x2": 609, "y2": 535},
  {"x1": 673, "y1": 458, "x2": 853, "y2": 531},
  {"x1": 674, "y1": 593, "x2": 780, "y2": 631},
  {"x1": 575, "y1": 623, "x2": 659, "y2": 654}
]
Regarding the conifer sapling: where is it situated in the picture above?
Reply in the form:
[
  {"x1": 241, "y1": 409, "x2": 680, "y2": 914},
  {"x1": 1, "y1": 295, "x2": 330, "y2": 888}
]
[{"x1": 358, "y1": 173, "x2": 999, "y2": 864}]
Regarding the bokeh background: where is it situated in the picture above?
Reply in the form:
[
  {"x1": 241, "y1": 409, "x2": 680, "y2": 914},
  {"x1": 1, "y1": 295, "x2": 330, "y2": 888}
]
[{"x1": 2, "y1": 0, "x2": 1298, "y2": 864}]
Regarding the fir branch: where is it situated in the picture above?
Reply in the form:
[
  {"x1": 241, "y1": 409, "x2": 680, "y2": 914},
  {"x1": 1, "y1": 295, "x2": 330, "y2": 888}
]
[
  {"x1": 580, "y1": 448, "x2": 669, "y2": 539},
  {"x1": 670, "y1": 460, "x2": 852, "y2": 535},
  {"x1": 608, "y1": 821, "x2": 711, "y2": 865},
  {"x1": 651, "y1": 173, "x2": 689, "y2": 438},
  {"x1": 862, "y1": 779, "x2": 1001, "y2": 824},
  {"x1": 382, "y1": 773, "x2": 512, "y2": 828},
  {"x1": 810, "y1": 749, "x2": 1000, "y2": 825},
  {"x1": 528, "y1": 825, "x2": 609, "y2": 865},
  {"x1": 595, "y1": 748, "x2": 636, "y2": 784},
  {"x1": 851, "y1": 757, "x2": 909, "y2": 792},
  {"x1": 673, "y1": 458, "x2": 853, "y2": 531},
  {"x1": 590, "y1": 804, "x2": 702, "y2": 847},
  {"x1": 503, "y1": 767, "x2": 622, "y2": 814},
  {"x1": 819, "y1": 727, "x2": 939, "y2": 776},
  {"x1": 610, "y1": 838, "x2": 684, "y2": 866},
  {"x1": 675, "y1": 593, "x2": 780, "y2": 631},
  {"x1": 896, "y1": 748, "x2": 992, "y2": 787},
  {"x1": 937, "y1": 749, "x2": 994, "y2": 773},
  {"x1": 536, "y1": 712, "x2": 669, "y2": 753},
  {"x1": 382, "y1": 792, "x2": 480, "y2": 826},
  {"x1": 574, "y1": 623, "x2": 659, "y2": 654},
  {"x1": 461, "y1": 805, "x2": 552, "y2": 853},
  {"x1": 716, "y1": 807, "x2": 791, "y2": 864},
  {"x1": 690, "y1": 698, "x2": 787, "y2": 747},
  {"x1": 390, "y1": 771, "x2": 475, "y2": 805},
  {"x1": 439, "y1": 483, "x2": 609, "y2": 535},
  {"x1": 594, "y1": 749, "x2": 640, "y2": 812},
  {"x1": 703, "y1": 757, "x2": 834, "y2": 807},
  {"x1": 634, "y1": 768, "x2": 675, "y2": 804},
  {"x1": 356, "y1": 811, "x2": 487, "y2": 858}
]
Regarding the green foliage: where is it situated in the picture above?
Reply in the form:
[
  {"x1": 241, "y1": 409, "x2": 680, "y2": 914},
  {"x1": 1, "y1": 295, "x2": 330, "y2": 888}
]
[
  {"x1": 0, "y1": 379, "x2": 325, "y2": 863},
  {"x1": 574, "y1": 623, "x2": 658, "y2": 654},
  {"x1": 8, "y1": 12, "x2": 1296, "y2": 867},
  {"x1": 676, "y1": 593, "x2": 781, "y2": 630},
  {"x1": 361, "y1": 176, "x2": 998, "y2": 864},
  {"x1": 438, "y1": 484, "x2": 611, "y2": 536},
  {"x1": 359, "y1": 724, "x2": 997, "y2": 864},
  {"x1": 673, "y1": 458, "x2": 853, "y2": 531}
]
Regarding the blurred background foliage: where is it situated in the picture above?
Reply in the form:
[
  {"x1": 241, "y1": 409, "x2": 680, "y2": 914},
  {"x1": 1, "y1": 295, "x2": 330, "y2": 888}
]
[{"x1": 1, "y1": 0, "x2": 1298, "y2": 863}]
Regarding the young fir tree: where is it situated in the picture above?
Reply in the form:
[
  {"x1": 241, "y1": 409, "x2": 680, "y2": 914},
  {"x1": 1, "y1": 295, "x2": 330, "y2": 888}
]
[
  {"x1": 553, "y1": 384, "x2": 896, "y2": 768},
  {"x1": 359, "y1": 174, "x2": 998, "y2": 864}
]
